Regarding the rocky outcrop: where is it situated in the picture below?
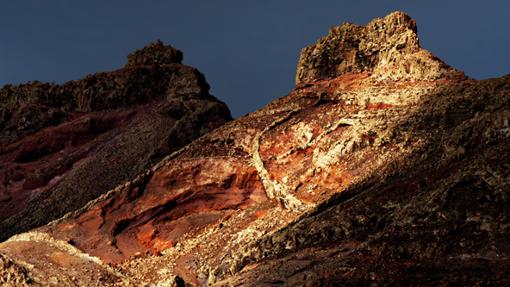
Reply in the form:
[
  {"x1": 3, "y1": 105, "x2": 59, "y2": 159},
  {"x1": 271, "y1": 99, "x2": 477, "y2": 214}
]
[
  {"x1": 125, "y1": 40, "x2": 183, "y2": 67},
  {"x1": 0, "y1": 41, "x2": 231, "y2": 241},
  {"x1": 2, "y1": 12, "x2": 510, "y2": 286},
  {"x1": 296, "y1": 11, "x2": 466, "y2": 84},
  {"x1": 218, "y1": 75, "x2": 510, "y2": 286}
]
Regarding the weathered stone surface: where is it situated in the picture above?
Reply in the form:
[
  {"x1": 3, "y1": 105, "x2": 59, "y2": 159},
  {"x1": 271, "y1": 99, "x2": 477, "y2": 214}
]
[
  {"x1": 2, "y1": 12, "x2": 510, "y2": 286},
  {"x1": 296, "y1": 11, "x2": 466, "y2": 84},
  {"x1": 0, "y1": 253, "x2": 33, "y2": 287},
  {"x1": 125, "y1": 40, "x2": 183, "y2": 67},
  {"x1": 0, "y1": 232, "x2": 121, "y2": 286},
  {"x1": 43, "y1": 158, "x2": 267, "y2": 264},
  {"x1": 217, "y1": 75, "x2": 510, "y2": 286},
  {"x1": 0, "y1": 41, "x2": 231, "y2": 241}
]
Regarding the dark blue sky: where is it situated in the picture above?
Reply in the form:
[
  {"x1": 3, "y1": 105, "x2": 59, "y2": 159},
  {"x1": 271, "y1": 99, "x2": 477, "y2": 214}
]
[{"x1": 1, "y1": 1, "x2": 509, "y2": 117}]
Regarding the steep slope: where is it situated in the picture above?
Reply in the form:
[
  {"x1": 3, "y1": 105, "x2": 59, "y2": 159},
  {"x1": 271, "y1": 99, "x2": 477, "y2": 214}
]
[
  {"x1": 0, "y1": 41, "x2": 231, "y2": 241},
  {"x1": 219, "y1": 76, "x2": 510, "y2": 286},
  {"x1": 1, "y1": 12, "x2": 509, "y2": 286}
]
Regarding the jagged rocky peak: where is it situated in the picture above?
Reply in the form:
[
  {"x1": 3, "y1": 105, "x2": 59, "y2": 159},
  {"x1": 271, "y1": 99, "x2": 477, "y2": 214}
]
[
  {"x1": 0, "y1": 39, "x2": 231, "y2": 242},
  {"x1": 2, "y1": 12, "x2": 510, "y2": 286},
  {"x1": 125, "y1": 40, "x2": 183, "y2": 67},
  {"x1": 296, "y1": 11, "x2": 466, "y2": 84}
]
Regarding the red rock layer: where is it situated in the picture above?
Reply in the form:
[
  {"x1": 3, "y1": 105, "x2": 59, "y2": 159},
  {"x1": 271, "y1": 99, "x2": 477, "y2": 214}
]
[
  {"x1": 48, "y1": 158, "x2": 266, "y2": 263},
  {"x1": 2, "y1": 12, "x2": 510, "y2": 287},
  {"x1": 0, "y1": 41, "x2": 231, "y2": 241}
]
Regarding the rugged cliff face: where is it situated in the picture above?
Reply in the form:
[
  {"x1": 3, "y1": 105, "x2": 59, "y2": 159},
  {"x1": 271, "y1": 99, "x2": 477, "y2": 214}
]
[
  {"x1": 295, "y1": 12, "x2": 464, "y2": 84},
  {"x1": 0, "y1": 41, "x2": 232, "y2": 241},
  {"x1": 1, "y1": 12, "x2": 510, "y2": 286}
]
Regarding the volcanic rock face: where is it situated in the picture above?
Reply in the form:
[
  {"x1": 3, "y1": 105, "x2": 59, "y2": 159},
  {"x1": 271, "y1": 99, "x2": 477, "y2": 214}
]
[
  {"x1": 0, "y1": 41, "x2": 231, "y2": 241},
  {"x1": 2, "y1": 12, "x2": 510, "y2": 286},
  {"x1": 296, "y1": 11, "x2": 465, "y2": 84}
]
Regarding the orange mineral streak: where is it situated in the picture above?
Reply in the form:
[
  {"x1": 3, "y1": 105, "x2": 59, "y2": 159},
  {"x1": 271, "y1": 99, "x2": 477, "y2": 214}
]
[
  {"x1": 4, "y1": 12, "x2": 507, "y2": 287},
  {"x1": 45, "y1": 158, "x2": 266, "y2": 263}
]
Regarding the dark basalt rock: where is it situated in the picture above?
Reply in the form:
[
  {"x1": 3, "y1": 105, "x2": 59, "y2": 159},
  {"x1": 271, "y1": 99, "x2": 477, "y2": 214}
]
[{"x1": 125, "y1": 40, "x2": 184, "y2": 67}]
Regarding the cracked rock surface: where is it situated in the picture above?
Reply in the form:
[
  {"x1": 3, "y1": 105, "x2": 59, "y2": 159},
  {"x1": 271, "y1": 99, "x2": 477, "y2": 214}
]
[
  {"x1": 1, "y1": 12, "x2": 510, "y2": 286},
  {"x1": 296, "y1": 11, "x2": 466, "y2": 84}
]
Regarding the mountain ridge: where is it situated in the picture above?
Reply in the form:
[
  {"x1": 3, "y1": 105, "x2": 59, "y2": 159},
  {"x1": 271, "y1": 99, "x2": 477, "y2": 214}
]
[
  {"x1": 1, "y1": 11, "x2": 509, "y2": 286},
  {"x1": 0, "y1": 40, "x2": 231, "y2": 242}
]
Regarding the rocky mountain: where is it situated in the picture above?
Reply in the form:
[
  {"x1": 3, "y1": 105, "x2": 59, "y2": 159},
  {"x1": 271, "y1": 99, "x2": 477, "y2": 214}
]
[
  {"x1": 0, "y1": 41, "x2": 232, "y2": 241},
  {"x1": 1, "y1": 11, "x2": 509, "y2": 286}
]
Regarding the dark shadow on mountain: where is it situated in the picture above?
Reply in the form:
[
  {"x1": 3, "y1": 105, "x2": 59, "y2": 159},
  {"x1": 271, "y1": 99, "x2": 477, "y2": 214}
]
[{"x1": 221, "y1": 75, "x2": 510, "y2": 285}]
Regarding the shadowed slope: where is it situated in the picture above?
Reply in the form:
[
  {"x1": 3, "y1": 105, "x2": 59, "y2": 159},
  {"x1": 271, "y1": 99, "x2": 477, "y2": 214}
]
[
  {"x1": 1, "y1": 12, "x2": 509, "y2": 286},
  {"x1": 0, "y1": 41, "x2": 231, "y2": 241}
]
